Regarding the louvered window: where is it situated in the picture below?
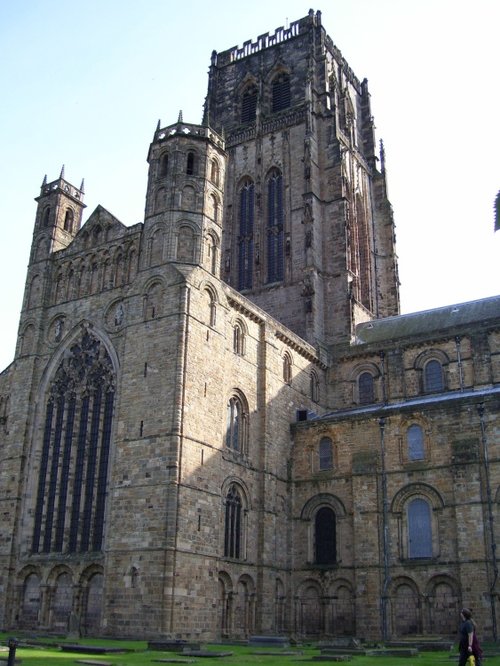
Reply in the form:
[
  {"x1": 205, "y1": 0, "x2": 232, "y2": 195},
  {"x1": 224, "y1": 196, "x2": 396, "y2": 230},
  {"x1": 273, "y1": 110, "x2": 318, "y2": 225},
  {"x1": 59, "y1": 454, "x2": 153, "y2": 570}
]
[
  {"x1": 241, "y1": 86, "x2": 257, "y2": 123},
  {"x1": 272, "y1": 73, "x2": 291, "y2": 112}
]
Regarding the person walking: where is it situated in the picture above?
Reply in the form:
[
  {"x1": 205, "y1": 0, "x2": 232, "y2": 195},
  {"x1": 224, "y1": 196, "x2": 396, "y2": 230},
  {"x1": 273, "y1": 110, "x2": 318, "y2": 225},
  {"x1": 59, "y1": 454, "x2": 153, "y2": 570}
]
[{"x1": 458, "y1": 608, "x2": 482, "y2": 666}]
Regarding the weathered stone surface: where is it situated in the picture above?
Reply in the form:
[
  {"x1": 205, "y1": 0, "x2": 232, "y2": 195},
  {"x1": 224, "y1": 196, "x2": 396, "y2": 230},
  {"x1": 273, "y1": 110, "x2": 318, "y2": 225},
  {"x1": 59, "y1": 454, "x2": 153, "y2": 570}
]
[{"x1": 0, "y1": 6, "x2": 499, "y2": 649}]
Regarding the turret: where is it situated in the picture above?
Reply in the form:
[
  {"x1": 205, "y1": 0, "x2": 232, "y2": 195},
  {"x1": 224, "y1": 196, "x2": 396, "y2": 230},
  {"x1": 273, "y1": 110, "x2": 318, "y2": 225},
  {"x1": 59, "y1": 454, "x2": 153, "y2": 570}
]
[
  {"x1": 32, "y1": 167, "x2": 86, "y2": 262},
  {"x1": 144, "y1": 116, "x2": 226, "y2": 277}
]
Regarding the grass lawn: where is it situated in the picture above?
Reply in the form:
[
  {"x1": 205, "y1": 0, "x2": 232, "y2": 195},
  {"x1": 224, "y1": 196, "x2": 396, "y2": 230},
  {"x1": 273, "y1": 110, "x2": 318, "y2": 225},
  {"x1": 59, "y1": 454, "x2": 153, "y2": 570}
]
[{"x1": 0, "y1": 635, "x2": 498, "y2": 666}]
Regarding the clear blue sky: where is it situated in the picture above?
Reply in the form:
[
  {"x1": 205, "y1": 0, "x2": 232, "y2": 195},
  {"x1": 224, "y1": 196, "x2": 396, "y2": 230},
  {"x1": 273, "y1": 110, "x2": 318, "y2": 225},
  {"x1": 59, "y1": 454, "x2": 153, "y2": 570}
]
[{"x1": 1, "y1": 0, "x2": 499, "y2": 371}]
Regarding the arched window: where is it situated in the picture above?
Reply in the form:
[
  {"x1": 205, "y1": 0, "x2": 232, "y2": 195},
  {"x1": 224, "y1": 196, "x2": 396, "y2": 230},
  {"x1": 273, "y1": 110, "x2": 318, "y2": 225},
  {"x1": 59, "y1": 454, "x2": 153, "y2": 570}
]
[
  {"x1": 233, "y1": 322, "x2": 245, "y2": 356},
  {"x1": 358, "y1": 371, "x2": 374, "y2": 404},
  {"x1": 32, "y1": 331, "x2": 115, "y2": 555},
  {"x1": 319, "y1": 437, "x2": 333, "y2": 471},
  {"x1": 272, "y1": 72, "x2": 291, "y2": 112},
  {"x1": 224, "y1": 484, "x2": 243, "y2": 559},
  {"x1": 238, "y1": 179, "x2": 254, "y2": 290},
  {"x1": 210, "y1": 158, "x2": 220, "y2": 186},
  {"x1": 211, "y1": 194, "x2": 220, "y2": 223},
  {"x1": 159, "y1": 153, "x2": 169, "y2": 177},
  {"x1": 407, "y1": 498, "x2": 432, "y2": 558},
  {"x1": 63, "y1": 209, "x2": 74, "y2": 232},
  {"x1": 315, "y1": 507, "x2": 336, "y2": 564},
  {"x1": 267, "y1": 169, "x2": 284, "y2": 283},
  {"x1": 283, "y1": 353, "x2": 292, "y2": 384},
  {"x1": 310, "y1": 370, "x2": 319, "y2": 402},
  {"x1": 225, "y1": 394, "x2": 248, "y2": 453},
  {"x1": 186, "y1": 151, "x2": 197, "y2": 175},
  {"x1": 424, "y1": 359, "x2": 444, "y2": 393},
  {"x1": 42, "y1": 206, "x2": 51, "y2": 226},
  {"x1": 209, "y1": 294, "x2": 217, "y2": 327},
  {"x1": 241, "y1": 85, "x2": 258, "y2": 123},
  {"x1": 407, "y1": 424, "x2": 425, "y2": 461},
  {"x1": 207, "y1": 234, "x2": 218, "y2": 275}
]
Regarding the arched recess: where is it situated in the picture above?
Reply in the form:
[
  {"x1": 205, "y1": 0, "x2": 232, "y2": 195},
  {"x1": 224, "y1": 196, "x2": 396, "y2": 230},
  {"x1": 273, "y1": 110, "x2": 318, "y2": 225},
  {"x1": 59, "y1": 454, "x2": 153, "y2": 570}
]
[
  {"x1": 325, "y1": 578, "x2": 355, "y2": 636},
  {"x1": 274, "y1": 577, "x2": 286, "y2": 634},
  {"x1": 148, "y1": 224, "x2": 166, "y2": 267},
  {"x1": 388, "y1": 576, "x2": 421, "y2": 637},
  {"x1": 47, "y1": 566, "x2": 73, "y2": 631},
  {"x1": 176, "y1": 223, "x2": 197, "y2": 263},
  {"x1": 143, "y1": 278, "x2": 165, "y2": 321},
  {"x1": 296, "y1": 579, "x2": 323, "y2": 637},
  {"x1": 27, "y1": 273, "x2": 42, "y2": 309},
  {"x1": 16, "y1": 566, "x2": 42, "y2": 629},
  {"x1": 29, "y1": 324, "x2": 119, "y2": 558},
  {"x1": 80, "y1": 565, "x2": 104, "y2": 637},
  {"x1": 425, "y1": 574, "x2": 460, "y2": 636},
  {"x1": 20, "y1": 322, "x2": 35, "y2": 356},
  {"x1": 218, "y1": 571, "x2": 233, "y2": 638},
  {"x1": 233, "y1": 574, "x2": 255, "y2": 639}
]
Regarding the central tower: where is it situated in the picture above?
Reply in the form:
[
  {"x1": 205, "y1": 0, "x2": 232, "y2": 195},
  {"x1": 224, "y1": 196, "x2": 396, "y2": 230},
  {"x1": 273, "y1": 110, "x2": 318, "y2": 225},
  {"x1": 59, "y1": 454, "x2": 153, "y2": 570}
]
[{"x1": 204, "y1": 9, "x2": 399, "y2": 345}]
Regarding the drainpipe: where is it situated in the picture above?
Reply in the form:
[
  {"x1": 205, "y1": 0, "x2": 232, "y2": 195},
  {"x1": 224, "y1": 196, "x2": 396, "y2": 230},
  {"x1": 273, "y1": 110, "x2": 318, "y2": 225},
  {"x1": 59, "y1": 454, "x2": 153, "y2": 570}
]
[
  {"x1": 455, "y1": 337, "x2": 464, "y2": 391},
  {"x1": 477, "y1": 403, "x2": 498, "y2": 640},
  {"x1": 379, "y1": 417, "x2": 391, "y2": 642}
]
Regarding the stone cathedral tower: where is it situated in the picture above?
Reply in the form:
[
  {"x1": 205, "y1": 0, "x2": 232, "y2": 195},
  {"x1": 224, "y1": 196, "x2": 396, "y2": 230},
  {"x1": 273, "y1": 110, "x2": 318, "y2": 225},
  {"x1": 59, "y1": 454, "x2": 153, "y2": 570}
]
[
  {"x1": 205, "y1": 9, "x2": 399, "y2": 344},
  {"x1": 1, "y1": 9, "x2": 499, "y2": 645}
]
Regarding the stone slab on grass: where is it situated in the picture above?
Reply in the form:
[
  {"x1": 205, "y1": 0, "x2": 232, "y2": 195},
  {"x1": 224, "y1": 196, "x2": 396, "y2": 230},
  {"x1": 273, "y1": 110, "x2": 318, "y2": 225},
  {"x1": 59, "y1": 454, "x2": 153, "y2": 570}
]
[
  {"x1": 182, "y1": 651, "x2": 233, "y2": 658},
  {"x1": 75, "y1": 660, "x2": 112, "y2": 666}
]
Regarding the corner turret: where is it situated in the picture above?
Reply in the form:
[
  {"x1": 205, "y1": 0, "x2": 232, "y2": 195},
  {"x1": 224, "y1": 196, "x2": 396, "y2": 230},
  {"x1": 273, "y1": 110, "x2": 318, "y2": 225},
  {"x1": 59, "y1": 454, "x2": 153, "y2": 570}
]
[{"x1": 32, "y1": 168, "x2": 86, "y2": 261}]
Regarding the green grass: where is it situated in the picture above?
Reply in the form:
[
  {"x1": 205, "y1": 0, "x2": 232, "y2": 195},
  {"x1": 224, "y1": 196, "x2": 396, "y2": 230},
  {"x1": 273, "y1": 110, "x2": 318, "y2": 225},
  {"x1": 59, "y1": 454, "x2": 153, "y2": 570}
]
[{"x1": 0, "y1": 635, "x2": 499, "y2": 666}]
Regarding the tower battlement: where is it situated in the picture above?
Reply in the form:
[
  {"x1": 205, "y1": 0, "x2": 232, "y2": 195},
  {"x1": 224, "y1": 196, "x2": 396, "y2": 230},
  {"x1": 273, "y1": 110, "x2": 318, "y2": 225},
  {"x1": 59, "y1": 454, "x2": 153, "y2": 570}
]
[{"x1": 36, "y1": 174, "x2": 85, "y2": 206}]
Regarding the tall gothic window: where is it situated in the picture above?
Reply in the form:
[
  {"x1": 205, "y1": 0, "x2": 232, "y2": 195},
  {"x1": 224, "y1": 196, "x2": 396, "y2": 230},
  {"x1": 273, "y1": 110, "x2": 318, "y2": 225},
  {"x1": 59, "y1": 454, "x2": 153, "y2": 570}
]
[
  {"x1": 267, "y1": 169, "x2": 284, "y2": 283},
  {"x1": 238, "y1": 179, "x2": 254, "y2": 290},
  {"x1": 224, "y1": 484, "x2": 243, "y2": 559},
  {"x1": 32, "y1": 330, "x2": 115, "y2": 554},
  {"x1": 315, "y1": 507, "x2": 336, "y2": 564},
  {"x1": 407, "y1": 498, "x2": 432, "y2": 558}
]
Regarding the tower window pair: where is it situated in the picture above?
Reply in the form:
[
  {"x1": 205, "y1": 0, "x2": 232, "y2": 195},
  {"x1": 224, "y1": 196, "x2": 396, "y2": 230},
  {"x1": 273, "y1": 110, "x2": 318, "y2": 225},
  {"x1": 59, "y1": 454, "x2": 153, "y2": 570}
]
[{"x1": 237, "y1": 170, "x2": 284, "y2": 290}]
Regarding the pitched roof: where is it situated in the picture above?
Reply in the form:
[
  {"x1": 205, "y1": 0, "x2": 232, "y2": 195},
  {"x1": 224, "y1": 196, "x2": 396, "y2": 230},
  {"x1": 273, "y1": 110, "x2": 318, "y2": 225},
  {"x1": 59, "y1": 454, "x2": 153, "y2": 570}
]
[{"x1": 355, "y1": 295, "x2": 500, "y2": 345}]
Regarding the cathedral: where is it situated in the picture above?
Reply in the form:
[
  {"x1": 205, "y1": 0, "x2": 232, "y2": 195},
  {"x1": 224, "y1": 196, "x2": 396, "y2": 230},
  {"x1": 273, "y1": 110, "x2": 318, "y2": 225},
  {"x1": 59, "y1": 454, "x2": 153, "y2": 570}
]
[{"x1": 0, "y1": 9, "x2": 499, "y2": 642}]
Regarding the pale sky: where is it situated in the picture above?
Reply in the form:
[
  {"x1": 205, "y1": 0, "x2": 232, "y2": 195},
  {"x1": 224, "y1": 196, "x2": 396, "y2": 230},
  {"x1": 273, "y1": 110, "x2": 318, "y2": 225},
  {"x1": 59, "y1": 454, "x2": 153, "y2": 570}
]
[{"x1": 1, "y1": 0, "x2": 499, "y2": 372}]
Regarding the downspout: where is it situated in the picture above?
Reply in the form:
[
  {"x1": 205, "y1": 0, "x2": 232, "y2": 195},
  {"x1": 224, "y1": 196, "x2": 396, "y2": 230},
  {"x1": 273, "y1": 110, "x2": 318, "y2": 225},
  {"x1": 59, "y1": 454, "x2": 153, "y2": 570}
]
[
  {"x1": 455, "y1": 336, "x2": 464, "y2": 391},
  {"x1": 379, "y1": 417, "x2": 391, "y2": 641},
  {"x1": 167, "y1": 284, "x2": 191, "y2": 634},
  {"x1": 477, "y1": 403, "x2": 498, "y2": 640}
]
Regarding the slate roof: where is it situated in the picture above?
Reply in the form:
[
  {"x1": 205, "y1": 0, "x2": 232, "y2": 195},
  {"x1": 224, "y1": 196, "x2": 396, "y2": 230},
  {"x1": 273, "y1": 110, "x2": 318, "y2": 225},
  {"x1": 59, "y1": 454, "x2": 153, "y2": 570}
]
[{"x1": 355, "y1": 295, "x2": 500, "y2": 345}]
